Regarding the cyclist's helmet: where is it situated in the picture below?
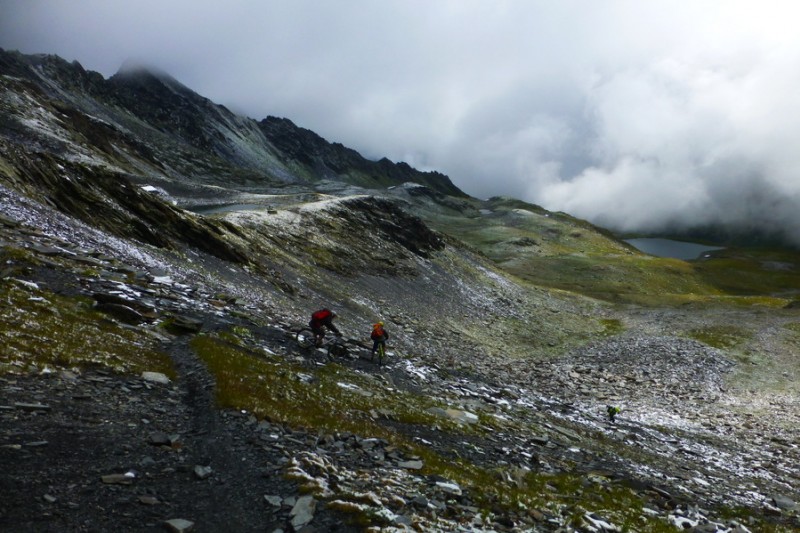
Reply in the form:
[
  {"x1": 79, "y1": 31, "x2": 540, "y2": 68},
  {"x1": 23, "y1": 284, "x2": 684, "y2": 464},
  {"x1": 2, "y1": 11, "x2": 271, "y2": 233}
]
[{"x1": 377, "y1": 321, "x2": 384, "y2": 326}]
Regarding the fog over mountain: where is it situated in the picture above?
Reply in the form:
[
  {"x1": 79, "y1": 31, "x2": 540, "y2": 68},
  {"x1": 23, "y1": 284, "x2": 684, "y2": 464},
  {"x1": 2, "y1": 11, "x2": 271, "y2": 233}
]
[{"x1": 3, "y1": 0, "x2": 800, "y2": 243}]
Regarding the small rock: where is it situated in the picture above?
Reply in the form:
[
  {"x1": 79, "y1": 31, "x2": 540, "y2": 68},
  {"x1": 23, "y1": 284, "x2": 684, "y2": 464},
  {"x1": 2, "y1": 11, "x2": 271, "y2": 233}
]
[
  {"x1": 393, "y1": 514, "x2": 413, "y2": 526},
  {"x1": 445, "y1": 408, "x2": 479, "y2": 424},
  {"x1": 426, "y1": 407, "x2": 479, "y2": 425},
  {"x1": 148, "y1": 432, "x2": 179, "y2": 447},
  {"x1": 290, "y1": 495, "x2": 316, "y2": 529},
  {"x1": 163, "y1": 518, "x2": 195, "y2": 532},
  {"x1": 14, "y1": 402, "x2": 51, "y2": 411},
  {"x1": 436, "y1": 481, "x2": 462, "y2": 496},
  {"x1": 142, "y1": 371, "x2": 171, "y2": 385},
  {"x1": 101, "y1": 473, "x2": 135, "y2": 485},
  {"x1": 194, "y1": 465, "x2": 213, "y2": 480},
  {"x1": 772, "y1": 495, "x2": 797, "y2": 511},
  {"x1": 762, "y1": 502, "x2": 782, "y2": 516},
  {"x1": 693, "y1": 524, "x2": 718, "y2": 533},
  {"x1": 95, "y1": 302, "x2": 145, "y2": 324},
  {"x1": 264, "y1": 495, "x2": 282, "y2": 507},
  {"x1": 411, "y1": 495, "x2": 429, "y2": 508},
  {"x1": 168, "y1": 315, "x2": 203, "y2": 334}
]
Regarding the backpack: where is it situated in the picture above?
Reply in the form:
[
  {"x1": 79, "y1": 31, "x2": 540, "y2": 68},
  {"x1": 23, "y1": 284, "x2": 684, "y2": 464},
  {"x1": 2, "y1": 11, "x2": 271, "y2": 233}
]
[
  {"x1": 371, "y1": 324, "x2": 385, "y2": 340},
  {"x1": 312, "y1": 309, "x2": 332, "y2": 322}
]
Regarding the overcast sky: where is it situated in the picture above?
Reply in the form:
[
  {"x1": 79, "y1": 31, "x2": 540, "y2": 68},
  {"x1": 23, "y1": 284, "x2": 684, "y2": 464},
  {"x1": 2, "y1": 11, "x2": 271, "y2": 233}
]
[{"x1": 2, "y1": 1, "x2": 800, "y2": 241}]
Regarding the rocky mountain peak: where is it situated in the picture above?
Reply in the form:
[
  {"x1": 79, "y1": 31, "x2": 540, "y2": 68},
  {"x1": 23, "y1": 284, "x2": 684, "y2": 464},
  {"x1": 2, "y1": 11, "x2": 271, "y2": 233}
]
[
  {"x1": 111, "y1": 59, "x2": 201, "y2": 102},
  {"x1": 0, "y1": 47, "x2": 105, "y2": 94}
]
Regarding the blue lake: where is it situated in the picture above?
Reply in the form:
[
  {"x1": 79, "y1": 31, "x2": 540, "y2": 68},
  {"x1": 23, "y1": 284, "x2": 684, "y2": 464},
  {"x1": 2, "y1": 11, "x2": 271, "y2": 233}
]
[{"x1": 625, "y1": 238, "x2": 724, "y2": 260}]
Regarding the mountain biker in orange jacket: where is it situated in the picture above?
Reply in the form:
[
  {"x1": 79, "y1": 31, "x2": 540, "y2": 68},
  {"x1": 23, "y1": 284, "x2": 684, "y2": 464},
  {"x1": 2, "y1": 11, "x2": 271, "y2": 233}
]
[
  {"x1": 309, "y1": 308, "x2": 341, "y2": 347},
  {"x1": 370, "y1": 321, "x2": 389, "y2": 358}
]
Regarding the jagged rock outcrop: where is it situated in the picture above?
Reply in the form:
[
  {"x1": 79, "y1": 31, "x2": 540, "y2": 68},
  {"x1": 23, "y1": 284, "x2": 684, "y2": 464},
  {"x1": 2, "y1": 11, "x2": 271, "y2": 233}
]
[{"x1": 259, "y1": 115, "x2": 466, "y2": 195}]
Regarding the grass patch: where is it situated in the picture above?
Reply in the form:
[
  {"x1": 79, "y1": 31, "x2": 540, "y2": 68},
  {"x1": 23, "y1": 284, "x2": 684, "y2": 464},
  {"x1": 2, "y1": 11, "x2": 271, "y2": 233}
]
[
  {"x1": 599, "y1": 318, "x2": 624, "y2": 337},
  {"x1": 420, "y1": 204, "x2": 800, "y2": 308},
  {"x1": 694, "y1": 248, "x2": 800, "y2": 297},
  {"x1": 0, "y1": 278, "x2": 173, "y2": 376},
  {"x1": 190, "y1": 334, "x2": 462, "y2": 434},
  {"x1": 687, "y1": 325, "x2": 750, "y2": 350},
  {"x1": 783, "y1": 323, "x2": 800, "y2": 334},
  {"x1": 506, "y1": 254, "x2": 720, "y2": 303}
]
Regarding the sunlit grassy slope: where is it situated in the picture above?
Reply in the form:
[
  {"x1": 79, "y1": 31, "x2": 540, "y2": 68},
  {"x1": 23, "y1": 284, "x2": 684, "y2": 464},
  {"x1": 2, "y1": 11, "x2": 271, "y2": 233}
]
[{"x1": 411, "y1": 195, "x2": 800, "y2": 306}]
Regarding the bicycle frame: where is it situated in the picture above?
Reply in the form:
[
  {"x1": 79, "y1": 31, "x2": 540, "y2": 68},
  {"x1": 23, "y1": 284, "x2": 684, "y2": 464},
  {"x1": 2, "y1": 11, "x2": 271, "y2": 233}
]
[
  {"x1": 296, "y1": 327, "x2": 346, "y2": 362},
  {"x1": 373, "y1": 341, "x2": 386, "y2": 366}
]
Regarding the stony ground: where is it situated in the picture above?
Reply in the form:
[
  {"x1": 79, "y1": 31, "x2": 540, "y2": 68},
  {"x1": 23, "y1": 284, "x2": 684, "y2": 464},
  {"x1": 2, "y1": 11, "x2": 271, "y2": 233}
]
[{"x1": 1, "y1": 184, "x2": 800, "y2": 532}]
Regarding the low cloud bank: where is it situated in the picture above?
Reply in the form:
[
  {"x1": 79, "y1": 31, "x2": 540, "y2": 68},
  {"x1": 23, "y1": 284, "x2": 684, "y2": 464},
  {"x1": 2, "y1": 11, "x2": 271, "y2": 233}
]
[
  {"x1": 3, "y1": 1, "x2": 800, "y2": 244},
  {"x1": 451, "y1": 51, "x2": 800, "y2": 246}
]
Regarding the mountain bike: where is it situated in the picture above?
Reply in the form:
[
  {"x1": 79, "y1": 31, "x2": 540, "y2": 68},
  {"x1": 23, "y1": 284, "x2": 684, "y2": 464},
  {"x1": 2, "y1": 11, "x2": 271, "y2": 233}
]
[
  {"x1": 372, "y1": 341, "x2": 386, "y2": 367},
  {"x1": 295, "y1": 327, "x2": 348, "y2": 363}
]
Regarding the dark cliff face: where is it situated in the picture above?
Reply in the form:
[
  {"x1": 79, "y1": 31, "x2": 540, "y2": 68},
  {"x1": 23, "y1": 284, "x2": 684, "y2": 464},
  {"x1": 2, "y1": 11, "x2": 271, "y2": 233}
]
[
  {"x1": 107, "y1": 67, "x2": 218, "y2": 151},
  {"x1": 258, "y1": 116, "x2": 466, "y2": 196},
  {"x1": 0, "y1": 48, "x2": 468, "y2": 198},
  {"x1": 0, "y1": 142, "x2": 250, "y2": 264},
  {"x1": 0, "y1": 50, "x2": 106, "y2": 96}
]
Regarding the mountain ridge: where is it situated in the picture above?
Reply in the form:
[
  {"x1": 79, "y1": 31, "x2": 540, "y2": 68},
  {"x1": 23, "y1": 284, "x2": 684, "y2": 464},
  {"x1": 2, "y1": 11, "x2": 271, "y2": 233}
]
[{"x1": 0, "y1": 47, "x2": 464, "y2": 197}]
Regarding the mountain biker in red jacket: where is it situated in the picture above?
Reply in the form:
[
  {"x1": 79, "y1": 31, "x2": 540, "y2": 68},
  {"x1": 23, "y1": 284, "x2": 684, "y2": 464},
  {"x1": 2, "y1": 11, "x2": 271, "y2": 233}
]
[{"x1": 309, "y1": 308, "x2": 341, "y2": 347}]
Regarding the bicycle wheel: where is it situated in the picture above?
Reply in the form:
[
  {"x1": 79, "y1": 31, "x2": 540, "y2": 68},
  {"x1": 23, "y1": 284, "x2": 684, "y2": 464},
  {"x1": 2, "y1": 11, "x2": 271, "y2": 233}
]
[{"x1": 296, "y1": 328, "x2": 316, "y2": 349}]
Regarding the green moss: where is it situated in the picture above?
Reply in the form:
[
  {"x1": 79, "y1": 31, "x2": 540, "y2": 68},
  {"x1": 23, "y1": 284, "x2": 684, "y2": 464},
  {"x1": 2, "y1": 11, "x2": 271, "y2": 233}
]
[
  {"x1": 216, "y1": 326, "x2": 254, "y2": 347},
  {"x1": 231, "y1": 325, "x2": 252, "y2": 337},
  {"x1": 190, "y1": 334, "x2": 460, "y2": 433},
  {"x1": 80, "y1": 267, "x2": 102, "y2": 278},
  {"x1": 1, "y1": 245, "x2": 39, "y2": 263},
  {"x1": 687, "y1": 325, "x2": 750, "y2": 350},
  {"x1": 301, "y1": 243, "x2": 347, "y2": 273},
  {"x1": 0, "y1": 279, "x2": 173, "y2": 377},
  {"x1": 783, "y1": 323, "x2": 800, "y2": 334},
  {"x1": 599, "y1": 318, "x2": 624, "y2": 337}
]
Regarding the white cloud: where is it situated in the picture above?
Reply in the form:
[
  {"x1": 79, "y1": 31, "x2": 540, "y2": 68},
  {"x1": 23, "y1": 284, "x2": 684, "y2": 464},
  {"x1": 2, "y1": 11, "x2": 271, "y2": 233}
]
[{"x1": 2, "y1": 0, "x2": 800, "y2": 241}]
